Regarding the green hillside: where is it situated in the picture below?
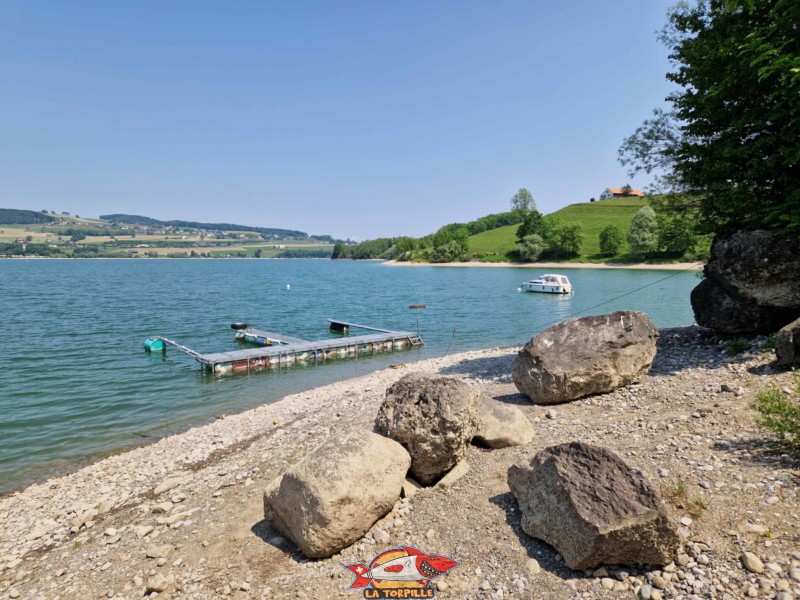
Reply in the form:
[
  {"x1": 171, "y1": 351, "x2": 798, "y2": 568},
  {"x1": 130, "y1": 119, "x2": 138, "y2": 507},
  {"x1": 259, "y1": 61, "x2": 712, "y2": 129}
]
[{"x1": 468, "y1": 196, "x2": 648, "y2": 261}]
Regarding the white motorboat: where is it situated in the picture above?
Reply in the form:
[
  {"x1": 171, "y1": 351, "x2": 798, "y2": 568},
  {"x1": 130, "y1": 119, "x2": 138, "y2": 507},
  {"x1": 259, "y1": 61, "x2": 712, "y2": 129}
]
[{"x1": 520, "y1": 274, "x2": 573, "y2": 294}]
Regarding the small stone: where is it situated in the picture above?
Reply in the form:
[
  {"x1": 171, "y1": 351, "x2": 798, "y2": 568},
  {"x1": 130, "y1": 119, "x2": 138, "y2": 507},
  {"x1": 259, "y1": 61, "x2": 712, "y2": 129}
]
[
  {"x1": 593, "y1": 567, "x2": 609, "y2": 577},
  {"x1": 790, "y1": 568, "x2": 800, "y2": 582},
  {"x1": 651, "y1": 575, "x2": 666, "y2": 589},
  {"x1": 766, "y1": 562, "x2": 783, "y2": 574},
  {"x1": 651, "y1": 591, "x2": 663, "y2": 600},
  {"x1": 154, "y1": 476, "x2": 187, "y2": 496},
  {"x1": 9, "y1": 589, "x2": 20, "y2": 599},
  {"x1": 741, "y1": 551, "x2": 765, "y2": 574},
  {"x1": 156, "y1": 557, "x2": 167, "y2": 567},
  {"x1": 373, "y1": 529, "x2": 390, "y2": 545},
  {"x1": 601, "y1": 577, "x2": 615, "y2": 589},
  {"x1": 135, "y1": 525, "x2": 154, "y2": 538},
  {"x1": 766, "y1": 496, "x2": 780, "y2": 505},
  {"x1": 527, "y1": 559, "x2": 541, "y2": 575},
  {"x1": 145, "y1": 544, "x2": 175, "y2": 559},
  {"x1": 659, "y1": 469, "x2": 670, "y2": 478},
  {"x1": 639, "y1": 583, "x2": 653, "y2": 599},
  {"x1": 151, "y1": 502, "x2": 173, "y2": 515},
  {"x1": 240, "y1": 582, "x2": 251, "y2": 592},
  {"x1": 680, "y1": 516, "x2": 693, "y2": 527},
  {"x1": 146, "y1": 573, "x2": 170, "y2": 593},
  {"x1": 545, "y1": 409, "x2": 557, "y2": 419},
  {"x1": 479, "y1": 580, "x2": 491, "y2": 590},
  {"x1": 435, "y1": 580, "x2": 448, "y2": 591},
  {"x1": 104, "y1": 527, "x2": 117, "y2": 537},
  {"x1": 677, "y1": 553, "x2": 690, "y2": 566}
]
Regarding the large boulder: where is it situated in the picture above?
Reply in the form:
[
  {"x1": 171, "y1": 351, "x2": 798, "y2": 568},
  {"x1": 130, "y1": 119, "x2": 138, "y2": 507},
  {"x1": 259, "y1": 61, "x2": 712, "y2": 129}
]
[
  {"x1": 375, "y1": 374, "x2": 479, "y2": 485},
  {"x1": 473, "y1": 399, "x2": 534, "y2": 448},
  {"x1": 263, "y1": 431, "x2": 410, "y2": 559},
  {"x1": 691, "y1": 230, "x2": 800, "y2": 335},
  {"x1": 512, "y1": 311, "x2": 657, "y2": 404},
  {"x1": 775, "y1": 317, "x2": 800, "y2": 368},
  {"x1": 508, "y1": 442, "x2": 680, "y2": 570}
]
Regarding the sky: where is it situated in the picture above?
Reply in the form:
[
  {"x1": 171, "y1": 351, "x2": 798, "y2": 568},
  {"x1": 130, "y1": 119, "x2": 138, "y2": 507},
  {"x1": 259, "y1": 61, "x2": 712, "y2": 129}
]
[{"x1": 1, "y1": 1, "x2": 677, "y2": 240}]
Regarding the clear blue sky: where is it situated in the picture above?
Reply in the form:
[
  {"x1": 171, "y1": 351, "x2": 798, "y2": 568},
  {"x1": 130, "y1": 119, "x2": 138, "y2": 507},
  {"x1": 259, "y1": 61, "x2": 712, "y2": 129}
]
[{"x1": 1, "y1": 1, "x2": 675, "y2": 240}]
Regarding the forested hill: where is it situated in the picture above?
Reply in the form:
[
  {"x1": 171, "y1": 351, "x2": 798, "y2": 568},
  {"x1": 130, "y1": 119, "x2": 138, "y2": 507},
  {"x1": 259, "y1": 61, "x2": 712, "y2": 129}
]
[
  {"x1": 99, "y1": 214, "x2": 309, "y2": 239},
  {"x1": 0, "y1": 209, "x2": 56, "y2": 225}
]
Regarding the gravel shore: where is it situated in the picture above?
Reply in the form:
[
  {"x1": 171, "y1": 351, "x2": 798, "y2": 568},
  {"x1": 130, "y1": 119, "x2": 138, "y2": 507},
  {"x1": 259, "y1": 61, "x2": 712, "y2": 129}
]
[{"x1": 1, "y1": 327, "x2": 798, "y2": 599}]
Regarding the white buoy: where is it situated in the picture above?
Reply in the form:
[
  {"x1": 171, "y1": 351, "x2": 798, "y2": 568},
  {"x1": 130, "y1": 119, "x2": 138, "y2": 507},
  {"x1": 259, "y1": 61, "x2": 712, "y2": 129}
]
[{"x1": 286, "y1": 284, "x2": 291, "y2": 290}]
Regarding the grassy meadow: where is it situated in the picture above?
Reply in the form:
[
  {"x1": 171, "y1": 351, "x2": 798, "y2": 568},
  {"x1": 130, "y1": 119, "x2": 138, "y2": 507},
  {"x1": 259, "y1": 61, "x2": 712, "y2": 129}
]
[{"x1": 468, "y1": 197, "x2": 650, "y2": 262}]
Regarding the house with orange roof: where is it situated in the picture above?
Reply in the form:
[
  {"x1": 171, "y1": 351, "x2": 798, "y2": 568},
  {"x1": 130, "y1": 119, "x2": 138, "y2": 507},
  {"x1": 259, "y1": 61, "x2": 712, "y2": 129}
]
[{"x1": 599, "y1": 186, "x2": 646, "y2": 200}]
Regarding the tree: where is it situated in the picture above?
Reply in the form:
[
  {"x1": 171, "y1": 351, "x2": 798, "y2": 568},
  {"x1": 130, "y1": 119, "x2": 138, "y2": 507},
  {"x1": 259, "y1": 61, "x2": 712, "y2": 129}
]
[
  {"x1": 430, "y1": 240, "x2": 467, "y2": 263},
  {"x1": 657, "y1": 214, "x2": 698, "y2": 256},
  {"x1": 516, "y1": 210, "x2": 546, "y2": 240},
  {"x1": 510, "y1": 188, "x2": 536, "y2": 213},
  {"x1": 627, "y1": 206, "x2": 659, "y2": 258},
  {"x1": 517, "y1": 234, "x2": 546, "y2": 262},
  {"x1": 599, "y1": 225, "x2": 624, "y2": 256},
  {"x1": 619, "y1": 1, "x2": 800, "y2": 235},
  {"x1": 547, "y1": 222, "x2": 584, "y2": 257}
]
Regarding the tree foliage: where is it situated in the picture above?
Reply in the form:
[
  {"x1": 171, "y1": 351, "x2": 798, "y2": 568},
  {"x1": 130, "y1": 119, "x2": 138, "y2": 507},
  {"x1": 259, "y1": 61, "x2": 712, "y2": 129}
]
[
  {"x1": 515, "y1": 210, "x2": 546, "y2": 241},
  {"x1": 546, "y1": 222, "x2": 584, "y2": 258},
  {"x1": 657, "y1": 214, "x2": 699, "y2": 256},
  {"x1": 517, "y1": 234, "x2": 546, "y2": 262},
  {"x1": 619, "y1": 0, "x2": 800, "y2": 235},
  {"x1": 510, "y1": 188, "x2": 536, "y2": 213},
  {"x1": 627, "y1": 206, "x2": 660, "y2": 258},
  {"x1": 599, "y1": 225, "x2": 624, "y2": 256}
]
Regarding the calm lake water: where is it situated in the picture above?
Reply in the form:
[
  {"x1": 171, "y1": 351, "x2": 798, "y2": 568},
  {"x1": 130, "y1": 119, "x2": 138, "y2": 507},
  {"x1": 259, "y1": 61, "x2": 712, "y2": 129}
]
[{"x1": 0, "y1": 259, "x2": 700, "y2": 492}]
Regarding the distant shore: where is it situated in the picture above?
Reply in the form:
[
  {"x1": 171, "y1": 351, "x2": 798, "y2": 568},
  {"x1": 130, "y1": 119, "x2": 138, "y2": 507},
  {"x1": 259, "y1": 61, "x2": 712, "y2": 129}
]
[{"x1": 383, "y1": 259, "x2": 704, "y2": 271}]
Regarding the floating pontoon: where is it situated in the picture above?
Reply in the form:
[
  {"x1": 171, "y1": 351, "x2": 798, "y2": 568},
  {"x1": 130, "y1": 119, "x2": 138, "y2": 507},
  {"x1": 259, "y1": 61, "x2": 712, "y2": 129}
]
[{"x1": 144, "y1": 320, "x2": 424, "y2": 376}]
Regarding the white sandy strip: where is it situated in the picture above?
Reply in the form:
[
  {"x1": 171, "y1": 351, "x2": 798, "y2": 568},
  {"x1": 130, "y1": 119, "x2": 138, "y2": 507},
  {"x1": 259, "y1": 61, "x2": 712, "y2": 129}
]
[{"x1": 382, "y1": 260, "x2": 704, "y2": 271}]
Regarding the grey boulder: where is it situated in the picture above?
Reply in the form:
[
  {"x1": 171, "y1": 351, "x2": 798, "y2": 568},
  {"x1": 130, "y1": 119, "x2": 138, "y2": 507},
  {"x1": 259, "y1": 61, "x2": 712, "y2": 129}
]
[
  {"x1": 473, "y1": 399, "x2": 534, "y2": 448},
  {"x1": 691, "y1": 230, "x2": 800, "y2": 335},
  {"x1": 263, "y1": 431, "x2": 410, "y2": 559},
  {"x1": 375, "y1": 373, "x2": 478, "y2": 485},
  {"x1": 512, "y1": 311, "x2": 657, "y2": 404},
  {"x1": 775, "y1": 317, "x2": 800, "y2": 368},
  {"x1": 508, "y1": 441, "x2": 680, "y2": 570}
]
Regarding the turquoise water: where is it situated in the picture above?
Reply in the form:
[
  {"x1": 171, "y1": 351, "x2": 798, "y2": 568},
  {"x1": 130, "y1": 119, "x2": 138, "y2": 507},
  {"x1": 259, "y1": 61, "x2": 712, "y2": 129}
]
[{"x1": 0, "y1": 259, "x2": 700, "y2": 492}]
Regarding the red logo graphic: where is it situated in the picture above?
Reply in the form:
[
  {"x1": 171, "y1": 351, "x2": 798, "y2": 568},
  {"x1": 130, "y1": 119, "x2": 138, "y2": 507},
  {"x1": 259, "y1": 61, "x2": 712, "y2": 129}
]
[{"x1": 343, "y1": 546, "x2": 459, "y2": 598}]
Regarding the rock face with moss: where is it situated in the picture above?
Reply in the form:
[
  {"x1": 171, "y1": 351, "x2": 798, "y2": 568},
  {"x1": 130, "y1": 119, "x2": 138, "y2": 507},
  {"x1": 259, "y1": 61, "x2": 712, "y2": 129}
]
[
  {"x1": 691, "y1": 230, "x2": 800, "y2": 335},
  {"x1": 508, "y1": 442, "x2": 680, "y2": 570}
]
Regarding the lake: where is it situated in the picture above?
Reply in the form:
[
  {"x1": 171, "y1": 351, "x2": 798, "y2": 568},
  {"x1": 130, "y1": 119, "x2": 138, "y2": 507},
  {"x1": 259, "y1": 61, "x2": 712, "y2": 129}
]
[{"x1": 0, "y1": 259, "x2": 700, "y2": 492}]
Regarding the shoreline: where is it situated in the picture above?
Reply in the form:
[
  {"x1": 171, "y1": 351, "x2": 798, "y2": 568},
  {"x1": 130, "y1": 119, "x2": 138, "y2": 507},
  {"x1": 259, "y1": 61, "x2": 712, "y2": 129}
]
[
  {"x1": 2, "y1": 331, "x2": 798, "y2": 599},
  {"x1": 383, "y1": 259, "x2": 704, "y2": 271}
]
